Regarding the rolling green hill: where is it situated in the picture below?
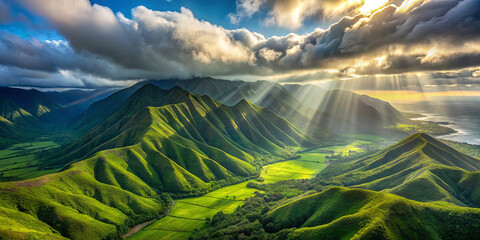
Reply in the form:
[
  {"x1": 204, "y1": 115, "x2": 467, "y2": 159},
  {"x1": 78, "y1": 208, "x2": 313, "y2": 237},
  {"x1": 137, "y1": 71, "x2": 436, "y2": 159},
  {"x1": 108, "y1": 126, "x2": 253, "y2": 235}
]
[
  {"x1": 0, "y1": 155, "x2": 166, "y2": 240},
  {"x1": 265, "y1": 186, "x2": 480, "y2": 240},
  {"x1": 0, "y1": 85, "x2": 322, "y2": 239},
  {"x1": 0, "y1": 87, "x2": 114, "y2": 148},
  {"x1": 75, "y1": 78, "x2": 407, "y2": 138},
  {"x1": 317, "y1": 133, "x2": 480, "y2": 207},
  {"x1": 50, "y1": 84, "x2": 320, "y2": 190}
]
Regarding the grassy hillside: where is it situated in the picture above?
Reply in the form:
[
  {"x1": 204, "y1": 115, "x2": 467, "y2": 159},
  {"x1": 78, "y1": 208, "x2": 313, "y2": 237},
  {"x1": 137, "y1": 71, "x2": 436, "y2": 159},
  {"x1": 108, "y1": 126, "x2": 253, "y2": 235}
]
[
  {"x1": 77, "y1": 77, "x2": 412, "y2": 139},
  {"x1": 0, "y1": 85, "x2": 322, "y2": 239},
  {"x1": 317, "y1": 133, "x2": 480, "y2": 207},
  {"x1": 73, "y1": 85, "x2": 145, "y2": 132},
  {"x1": 265, "y1": 186, "x2": 480, "y2": 240},
  {"x1": 0, "y1": 87, "x2": 114, "y2": 149},
  {"x1": 0, "y1": 154, "x2": 168, "y2": 240},
  {"x1": 50, "y1": 85, "x2": 320, "y2": 192}
]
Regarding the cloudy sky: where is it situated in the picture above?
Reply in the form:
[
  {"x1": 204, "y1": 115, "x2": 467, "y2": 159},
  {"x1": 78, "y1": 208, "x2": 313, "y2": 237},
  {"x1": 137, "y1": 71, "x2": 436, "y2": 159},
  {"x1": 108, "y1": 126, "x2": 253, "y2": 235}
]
[{"x1": 1, "y1": 0, "x2": 480, "y2": 89}]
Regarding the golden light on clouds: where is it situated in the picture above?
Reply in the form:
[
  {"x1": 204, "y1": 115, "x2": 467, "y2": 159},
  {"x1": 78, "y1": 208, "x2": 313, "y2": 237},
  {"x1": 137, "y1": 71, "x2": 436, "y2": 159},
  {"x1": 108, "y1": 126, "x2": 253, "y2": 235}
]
[
  {"x1": 359, "y1": 0, "x2": 389, "y2": 13},
  {"x1": 354, "y1": 90, "x2": 480, "y2": 102}
]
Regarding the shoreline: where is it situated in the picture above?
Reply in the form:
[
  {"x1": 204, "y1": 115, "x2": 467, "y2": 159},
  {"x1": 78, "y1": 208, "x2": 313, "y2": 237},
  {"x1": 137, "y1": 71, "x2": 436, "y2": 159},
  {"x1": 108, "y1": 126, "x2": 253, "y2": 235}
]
[{"x1": 405, "y1": 111, "x2": 480, "y2": 145}]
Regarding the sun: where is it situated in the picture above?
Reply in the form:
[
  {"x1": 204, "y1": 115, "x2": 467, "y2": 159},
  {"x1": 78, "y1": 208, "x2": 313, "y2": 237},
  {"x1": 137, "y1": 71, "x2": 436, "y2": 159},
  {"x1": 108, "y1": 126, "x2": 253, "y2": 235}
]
[{"x1": 359, "y1": 0, "x2": 388, "y2": 13}]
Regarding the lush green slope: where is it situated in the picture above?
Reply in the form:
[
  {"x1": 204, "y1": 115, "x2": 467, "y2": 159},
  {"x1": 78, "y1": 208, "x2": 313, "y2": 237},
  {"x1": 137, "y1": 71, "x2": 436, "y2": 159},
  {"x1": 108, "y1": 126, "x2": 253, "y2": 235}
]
[
  {"x1": 317, "y1": 133, "x2": 480, "y2": 207},
  {"x1": 51, "y1": 84, "x2": 319, "y2": 192},
  {"x1": 74, "y1": 78, "x2": 411, "y2": 138},
  {"x1": 0, "y1": 155, "x2": 166, "y2": 240},
  {"x1": 0, "y1": 87, "x2": 60, "y2": 118},
  {"x1": 265, "y1": 186, "x2": 480, "y2": 240},
  {"x1": 73, "y1": 85, "x2": 144, "y2": 132},
  {"x1": 0, "y1": 95, "x2": 45, "y2": 148},
  {"x1": 76, "y1": 77, "x2": 410, "y2": 139},
  {"x1": 0, "y1": 87, "x2": 114, "y2": 149},
  {"x1": 0, "y1": 85, "x2": 321, "y2": 239}
]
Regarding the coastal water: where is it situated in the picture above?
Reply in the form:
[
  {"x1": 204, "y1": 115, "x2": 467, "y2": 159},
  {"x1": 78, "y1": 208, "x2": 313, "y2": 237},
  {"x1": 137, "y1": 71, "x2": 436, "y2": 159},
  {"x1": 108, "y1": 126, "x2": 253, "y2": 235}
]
[{"x1": 393, "y1": 101, "x2": 480, "y2": 145}]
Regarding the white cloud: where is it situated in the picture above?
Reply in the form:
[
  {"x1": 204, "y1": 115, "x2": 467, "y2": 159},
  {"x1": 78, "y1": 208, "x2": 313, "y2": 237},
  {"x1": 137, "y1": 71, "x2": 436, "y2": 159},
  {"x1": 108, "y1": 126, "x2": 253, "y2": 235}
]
[
  {"x1": 2, "y1": 0, "x2": 479, "y2": 87},
  {"x1": 259, "y1": 47, "x2": 282, "y2": 61}
]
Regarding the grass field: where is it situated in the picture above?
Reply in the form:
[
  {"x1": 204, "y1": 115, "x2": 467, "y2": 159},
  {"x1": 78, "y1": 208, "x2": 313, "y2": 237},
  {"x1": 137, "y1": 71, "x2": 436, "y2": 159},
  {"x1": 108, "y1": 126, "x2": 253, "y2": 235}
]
[
  {"x1": 0, "y1": 141, "x2": 59, "y2": 181},
  {"x1": 129, "y1": 182, "x2": 260, "y2": 240},
  {"x1": 128, "y1": 141, "x2": 372, "y2": 240},
  {"x1": 260, "y1": 141, "x2": 371, "y2": 183}
]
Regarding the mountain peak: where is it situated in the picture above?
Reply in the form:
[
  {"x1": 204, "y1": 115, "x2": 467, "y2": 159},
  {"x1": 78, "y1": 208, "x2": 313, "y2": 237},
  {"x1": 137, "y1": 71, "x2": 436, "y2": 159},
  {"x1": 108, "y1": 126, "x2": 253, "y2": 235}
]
[
  {"x1": 168, "y1": 85, "x2": 190, "y2": 95},
  {"x1": 233, "y1": 99, "x2": 254, "y2": 110},
  {"x1": 402, "y1": 132, "x2": 439, "y2": 146},
  {"x1": 136, "y1": 83, "x2": 162, "y2": 93}
]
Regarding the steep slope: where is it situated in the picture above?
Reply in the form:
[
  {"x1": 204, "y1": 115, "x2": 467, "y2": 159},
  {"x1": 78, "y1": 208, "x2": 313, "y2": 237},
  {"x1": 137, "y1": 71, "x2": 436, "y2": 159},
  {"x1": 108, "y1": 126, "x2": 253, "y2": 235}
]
[
  {"x1": 133, "y1": 78, "x2": 406, "y2": 135},
  {"x1": 0, "y1": 95, "x2": 43, "y2": 127},
  {"x1": 0, "y1": 87, "x2": 60, "y2": 118},
  {"x1": 73, "y1": 84, "x2": 145, "y2": 132},
  {"x1": 0, "y1": 96, "x2": 45, "y2": 148},
  {"x1": 0, "y1": 154, "x2": 165, "y2": 240},
  {"x1": 265, "y1": 187, "x2": 480, "y2": 240},
  {"x1": 0, "y1": 116, "x2": 19, "y2": 148},
  {"x1": 0, "y1": 87, "x2": 114, "y2": 148},
  {"x1": 74, "y1": 78, "x2": 340, "y2": 140},
  {"x1": 317, "y1": 133, "x2": 480, "y2": 207},
  {"x1": 49, "y1": 85, "x2": 318, "y2": 191},
  {"x1": 149, "y1": 79, "x2": 336, "y2": 139},
  {"x1": 0, "y1": 85, "x2": 320, "y2": 239}
]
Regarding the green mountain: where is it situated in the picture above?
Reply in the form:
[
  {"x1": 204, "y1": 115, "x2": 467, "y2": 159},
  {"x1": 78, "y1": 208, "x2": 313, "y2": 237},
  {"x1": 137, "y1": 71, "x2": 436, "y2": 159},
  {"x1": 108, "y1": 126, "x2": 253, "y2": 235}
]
[
  {"x1": 51, "y1": 85, "x2": 319, "y2": 188},
  {"x1": 0, "y1": 87, "x2": 114, "y2": 124},
  {"x1": 317, "y1": 133, "x2": 480, "y2": 207},
  {"x1": 0, "y1": 95, "x2": 45, "y2": 148},
  {"x1": 0, "y1": 85, "x2": 322, "y2": 239},
  {"x1": 0, "y1": 87, "x2": 60, "y2": 119},
  {"x1": 149, "y1": 78, "x2": 407, "y2": 135},
  {"x1": 74, "y1": 79, "x2": 323, "y2": 136},
  {"x1": 265, "y1": 186, "x2": 480, "y2": 240},
  {"x1": 0, "y1": 153, "x2": 166, "y2": 240},
  {"x1": 75, "y1": 78, "x2": 405, "y2": 140},
  {"x1": 73, "y1": 85, "x2": 144, "y2": 132},
  {"x1": 0, "y1": 87, "x2": 114, "y2": 148}
]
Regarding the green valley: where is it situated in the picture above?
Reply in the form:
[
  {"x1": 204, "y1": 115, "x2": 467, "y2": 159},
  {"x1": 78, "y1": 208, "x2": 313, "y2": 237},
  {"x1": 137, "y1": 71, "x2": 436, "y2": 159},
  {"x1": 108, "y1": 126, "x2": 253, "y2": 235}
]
[
  {"x1": 128, "y1": 140, "x2": 374, "y2": 240},
  {"x1": 0, "y1": 78, "x2": 477, "y2": 240},
  {"x1": 3, "y1": 2, "x2": 479, "y2": 239},
  {"x1": 0, "y1": 84, "x2": 333, "y2": 239},
  {"x1": 0, "y1": 141, "x2": 59, "y2": 181}
]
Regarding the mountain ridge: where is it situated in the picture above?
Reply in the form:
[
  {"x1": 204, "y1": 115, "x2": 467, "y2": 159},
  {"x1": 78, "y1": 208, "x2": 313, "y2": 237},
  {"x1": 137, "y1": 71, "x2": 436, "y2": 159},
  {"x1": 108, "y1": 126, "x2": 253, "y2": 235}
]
[{"x1": 316, "y1": 133, "x2": 480, "y2": 207}]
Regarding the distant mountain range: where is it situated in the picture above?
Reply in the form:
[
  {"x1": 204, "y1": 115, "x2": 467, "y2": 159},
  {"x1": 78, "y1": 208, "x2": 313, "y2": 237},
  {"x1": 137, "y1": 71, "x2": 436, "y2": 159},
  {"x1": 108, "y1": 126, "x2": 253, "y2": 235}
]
[
  {"x1": 0, "y1": 87, "x2": 114, "y2": 148},
  {"x1": 75, "y1": 78, "x2": 409, "y2": 137}
]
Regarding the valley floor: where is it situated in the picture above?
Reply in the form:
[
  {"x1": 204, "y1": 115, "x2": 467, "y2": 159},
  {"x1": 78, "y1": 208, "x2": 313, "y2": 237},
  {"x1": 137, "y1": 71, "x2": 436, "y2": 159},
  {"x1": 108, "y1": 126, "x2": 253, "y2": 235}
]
[
  {"x1": 0, "y1": 141, "x2": 59, "y2": 181},
  {"x1": 127, "y1": 140, "x2": 371, "y2": 240}
]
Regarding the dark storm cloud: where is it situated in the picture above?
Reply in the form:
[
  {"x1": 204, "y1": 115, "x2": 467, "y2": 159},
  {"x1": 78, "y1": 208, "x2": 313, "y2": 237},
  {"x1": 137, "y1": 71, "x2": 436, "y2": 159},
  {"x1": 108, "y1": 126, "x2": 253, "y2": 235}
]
[{"x1": 0, "y1": 33, "x2": 136, "y2": 79}]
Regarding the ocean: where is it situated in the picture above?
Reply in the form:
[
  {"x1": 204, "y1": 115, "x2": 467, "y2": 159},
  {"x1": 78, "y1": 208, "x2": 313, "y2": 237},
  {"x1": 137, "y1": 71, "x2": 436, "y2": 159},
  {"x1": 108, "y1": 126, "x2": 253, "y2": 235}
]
[{"x1": 393, "y1": 100, "x2": 480, "y2": 145}]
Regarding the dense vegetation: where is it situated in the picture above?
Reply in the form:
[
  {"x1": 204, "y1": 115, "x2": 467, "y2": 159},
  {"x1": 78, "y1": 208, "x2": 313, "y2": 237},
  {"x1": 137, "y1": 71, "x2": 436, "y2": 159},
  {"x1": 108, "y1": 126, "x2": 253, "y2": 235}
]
[
  {"x1": 0, "y1": 84, "x2": 326, "y2": 239},
  {"x1": 194, "y1": 133, "x2": 480, "y2": 240},
  {"x1": 0, "y1": 78, "x2": 476, "y2": 240},
  {"x1": 315, "y1": 133, "x2": 480, "y2": 206}
]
